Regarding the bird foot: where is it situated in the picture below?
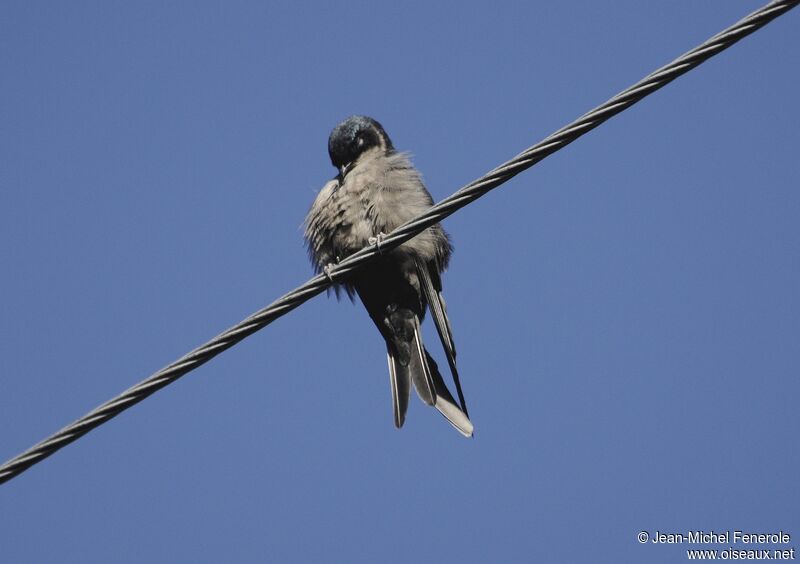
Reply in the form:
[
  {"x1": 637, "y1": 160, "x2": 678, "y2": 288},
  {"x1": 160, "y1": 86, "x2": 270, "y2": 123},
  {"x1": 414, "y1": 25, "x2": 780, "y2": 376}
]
[
  {"x1": 368, "y1": 232, "x2": 388, "y2": 254},
  {"x1": 323, "y1": 263, "x2": 336, "y2": 282}
]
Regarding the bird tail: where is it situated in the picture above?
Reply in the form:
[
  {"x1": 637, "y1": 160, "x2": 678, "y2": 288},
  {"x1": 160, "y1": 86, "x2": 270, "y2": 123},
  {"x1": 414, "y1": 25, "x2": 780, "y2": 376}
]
[
  {"x1": 386, "y1": 313, "x2": 472, "y2": 437},
  {"x1": 424, "y1": 350, "x2": 473, "y2": 437},
  {"x1": 386, "y1": 315, "x2": 433, "y2": 429}
]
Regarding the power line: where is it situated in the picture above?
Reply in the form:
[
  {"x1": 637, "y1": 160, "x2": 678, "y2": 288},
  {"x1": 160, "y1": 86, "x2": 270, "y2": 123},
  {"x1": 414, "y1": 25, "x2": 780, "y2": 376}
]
[{"x1": 1, "y1": 0, "x2": 796, "y2": 486}]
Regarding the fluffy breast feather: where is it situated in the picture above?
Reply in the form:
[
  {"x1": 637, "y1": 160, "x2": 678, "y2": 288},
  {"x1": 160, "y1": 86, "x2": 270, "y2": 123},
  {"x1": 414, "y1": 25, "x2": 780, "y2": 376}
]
[{"x1": 303, "y1": 152, "x2": 452, "y2": 285}]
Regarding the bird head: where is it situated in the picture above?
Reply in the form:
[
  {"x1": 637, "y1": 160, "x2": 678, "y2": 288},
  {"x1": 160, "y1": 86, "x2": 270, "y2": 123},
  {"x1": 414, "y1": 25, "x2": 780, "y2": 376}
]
[{"x1": 328, "y1": 115, "x2": 394, "y2": 177}]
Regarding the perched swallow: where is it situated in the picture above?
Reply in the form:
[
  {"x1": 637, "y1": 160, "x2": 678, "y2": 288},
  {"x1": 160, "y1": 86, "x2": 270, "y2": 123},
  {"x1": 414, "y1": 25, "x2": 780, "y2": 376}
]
[{"x1": 304, "y1": 115, "x2": 472, "y2": 437}]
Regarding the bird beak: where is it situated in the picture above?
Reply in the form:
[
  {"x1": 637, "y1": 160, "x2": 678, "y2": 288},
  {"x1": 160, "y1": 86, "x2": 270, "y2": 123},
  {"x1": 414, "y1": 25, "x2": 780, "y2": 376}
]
[{"x1": 340, "y1": 162, "x2": 352, "y2": 177}]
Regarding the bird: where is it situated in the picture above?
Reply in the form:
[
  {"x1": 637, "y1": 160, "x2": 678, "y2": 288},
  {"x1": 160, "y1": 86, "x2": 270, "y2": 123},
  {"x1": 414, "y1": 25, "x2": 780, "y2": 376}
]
[{"x1": 304, "y1": 115, "x2": 473, "y2": 437}]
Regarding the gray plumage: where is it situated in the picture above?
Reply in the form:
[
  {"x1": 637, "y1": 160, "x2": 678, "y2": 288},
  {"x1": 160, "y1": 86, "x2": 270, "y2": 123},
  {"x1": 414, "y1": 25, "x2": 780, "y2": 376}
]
[{"x1": 304, "y1": 115, "x2": 472, "y2": 437}]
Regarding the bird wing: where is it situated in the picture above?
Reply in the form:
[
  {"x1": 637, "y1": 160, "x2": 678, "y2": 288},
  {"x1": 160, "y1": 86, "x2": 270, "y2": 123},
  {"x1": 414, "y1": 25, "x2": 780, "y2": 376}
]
[
  {"x1": 416, "y1": 258, "x2": 469, "y2": 419},
  {"x1": 424, "y1": 350, "x2": 473, "y2": 437}
]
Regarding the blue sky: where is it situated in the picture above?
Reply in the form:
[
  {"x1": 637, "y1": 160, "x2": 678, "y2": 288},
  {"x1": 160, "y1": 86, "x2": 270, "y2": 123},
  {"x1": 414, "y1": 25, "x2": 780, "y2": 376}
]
[{"x1": 1, "y1": 2, "x2": 798, "y2": 563}]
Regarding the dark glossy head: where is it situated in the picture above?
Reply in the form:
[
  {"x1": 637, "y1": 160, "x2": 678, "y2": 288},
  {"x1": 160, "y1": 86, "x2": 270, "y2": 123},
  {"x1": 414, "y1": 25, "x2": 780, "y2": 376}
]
[{"x1": 328, "y1": 115, "x2": 394, "y2": 175}]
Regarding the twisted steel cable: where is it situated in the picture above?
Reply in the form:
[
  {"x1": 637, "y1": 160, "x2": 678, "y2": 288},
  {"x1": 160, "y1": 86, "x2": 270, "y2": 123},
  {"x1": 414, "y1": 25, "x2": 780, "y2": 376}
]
[{"x1": 1, "y1": 0, "x2": 796, "y2": 486}]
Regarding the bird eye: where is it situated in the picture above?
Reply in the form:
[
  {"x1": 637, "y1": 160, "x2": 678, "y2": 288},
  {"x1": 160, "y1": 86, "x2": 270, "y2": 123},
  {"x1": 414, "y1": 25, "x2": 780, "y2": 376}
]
[{"x1": 356, "y1": 137, "x2": 365, "y2": 147}]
